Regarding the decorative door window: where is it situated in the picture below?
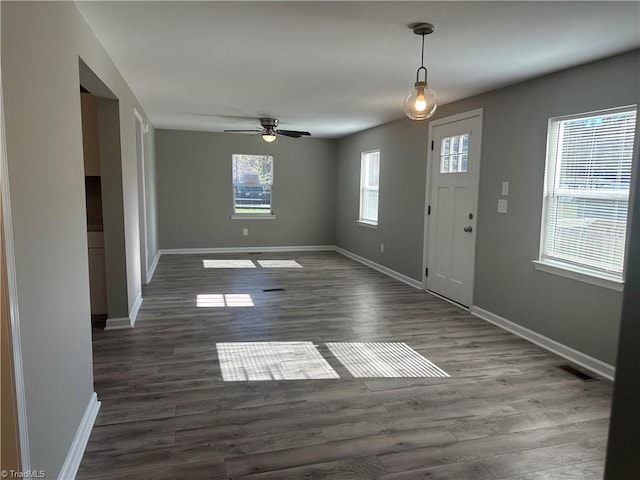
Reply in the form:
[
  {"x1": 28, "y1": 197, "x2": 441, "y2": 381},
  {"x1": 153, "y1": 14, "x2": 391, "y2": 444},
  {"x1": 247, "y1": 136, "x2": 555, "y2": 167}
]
[{"x1": 440, "y1": 134, "x2": 469, "y2": 173}]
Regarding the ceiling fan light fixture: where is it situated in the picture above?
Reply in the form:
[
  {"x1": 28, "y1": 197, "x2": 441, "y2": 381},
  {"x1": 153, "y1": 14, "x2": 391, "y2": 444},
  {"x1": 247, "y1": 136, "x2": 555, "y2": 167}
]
[
  {"x1": 404, "y1": 23, "x2": 438, "y2": 121},
  {"x1": 261, "y1": 127, "x2": 277, "y2": 143},
  {"x1": 224, "y1": 117, "x2": 310, "y2": 141}
]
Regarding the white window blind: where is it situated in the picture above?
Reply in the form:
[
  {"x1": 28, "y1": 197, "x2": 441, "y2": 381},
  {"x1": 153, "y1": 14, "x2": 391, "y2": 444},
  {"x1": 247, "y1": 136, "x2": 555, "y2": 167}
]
[
  {"x1": 359, "y1": 150, "x2": 380, "y2": 225},
  {"x1": 540, "y1": 106, "x2": 637, "y2": 280}
]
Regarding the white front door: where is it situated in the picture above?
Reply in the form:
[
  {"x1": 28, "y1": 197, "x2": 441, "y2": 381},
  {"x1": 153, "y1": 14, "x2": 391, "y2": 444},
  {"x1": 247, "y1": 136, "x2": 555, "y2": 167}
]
[{"x1": 423, "y1": 110, "x2": 483, "y2": 307}]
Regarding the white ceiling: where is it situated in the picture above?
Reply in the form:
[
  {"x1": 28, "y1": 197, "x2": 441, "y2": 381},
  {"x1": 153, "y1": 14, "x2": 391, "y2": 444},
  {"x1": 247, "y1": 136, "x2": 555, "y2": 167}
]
[{"x1": 75, "y1": 1, "x2": 640, "y2": 138}]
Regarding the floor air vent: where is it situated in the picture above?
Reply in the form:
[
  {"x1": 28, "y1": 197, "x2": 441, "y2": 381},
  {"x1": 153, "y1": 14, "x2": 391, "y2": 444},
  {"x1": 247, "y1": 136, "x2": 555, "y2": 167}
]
[
  {"x1": 557, "y1": 365, "x2": 596, "y2": 382},
  {"x1": 263, "y1": 288, "x2": 286, "y2": 292}
]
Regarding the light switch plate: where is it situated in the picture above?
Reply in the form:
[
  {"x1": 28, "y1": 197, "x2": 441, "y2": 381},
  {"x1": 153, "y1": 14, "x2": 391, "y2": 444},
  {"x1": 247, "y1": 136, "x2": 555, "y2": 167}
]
[
  {"x1": 502, "y1": 181, "x2": 509, "y2": 196},
  {"x1": 498, "y1": 199, "x2": 508, "y2": 214}
]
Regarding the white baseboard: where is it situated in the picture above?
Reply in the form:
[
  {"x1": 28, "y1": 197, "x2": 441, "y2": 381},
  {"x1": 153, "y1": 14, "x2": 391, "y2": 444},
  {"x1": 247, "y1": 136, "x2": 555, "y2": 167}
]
[
  {"x1": 104, "y1": 316, "x2": 131, "y2": 330},
  {"x1": 58, "y1": 392, "x2": 100, "y2": 480},
  {"x1": 159, "y1": 245, "x2": 334, "y2": 255},
  {"x1": 470, "y1": 306, "x2": 615, "y2": 381},
  {"x1": 334, "y1": 247, "x2": 422, "y2": 290},
  {"x1": 104, "y1": 293, "x2": 143, "y2": 330},
  {"x1": 147, "y1": 250, "x2": 160, "y2": 283}
]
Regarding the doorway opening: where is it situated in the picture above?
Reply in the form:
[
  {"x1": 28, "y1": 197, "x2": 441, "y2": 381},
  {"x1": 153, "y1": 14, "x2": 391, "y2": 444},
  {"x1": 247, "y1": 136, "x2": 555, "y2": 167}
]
[
  {"x1": 80, "y1": 86, "x2": 107, "y2": 327},
  {"x1": 79, "y1": 59, "x2": 130, "y2": 330}
]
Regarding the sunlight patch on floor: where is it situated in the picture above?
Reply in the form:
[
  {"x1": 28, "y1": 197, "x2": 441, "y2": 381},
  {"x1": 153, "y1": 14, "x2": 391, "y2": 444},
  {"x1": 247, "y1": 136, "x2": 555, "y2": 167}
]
[
  {"x1": 197, "y1": 294, "x2": 254, "y2": 307},
  {"x1": 326, "y1": 342, "x2": 449, "y2": 378},
  {"x1": 217, "y1": 342, "x2": 339, "y2": 381},
  {"x1": 203, "y1": 259, "x2": 256, "y2": 268},
  {"x1": 257, "y1": 260, "x2": 303, "y2": 268}
]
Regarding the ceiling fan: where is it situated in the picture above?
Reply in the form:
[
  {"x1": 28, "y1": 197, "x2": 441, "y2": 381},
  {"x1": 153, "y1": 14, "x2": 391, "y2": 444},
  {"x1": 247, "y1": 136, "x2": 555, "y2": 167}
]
[{"x1": 224, "y1": 118, "x2": 311, "y2": 143}]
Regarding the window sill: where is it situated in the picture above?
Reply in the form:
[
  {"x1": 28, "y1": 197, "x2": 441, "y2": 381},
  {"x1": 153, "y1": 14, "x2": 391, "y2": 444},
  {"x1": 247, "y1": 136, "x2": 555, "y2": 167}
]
[
  {"x1": 357, "y1": 220, "x2": 378, "y2": 229},
  {"x1": 231, "y1": 214, "x2": 276, "y2": 220},
  {"x1": 532, "y1": 260, "x2": 624, "y2": 292}
]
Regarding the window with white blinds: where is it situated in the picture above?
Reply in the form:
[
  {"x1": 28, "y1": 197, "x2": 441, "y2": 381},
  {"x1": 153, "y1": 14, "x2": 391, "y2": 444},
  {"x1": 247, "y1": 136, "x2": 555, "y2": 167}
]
[
  {"x1": 359, "y1": 150, "x2": 380, "y2": 225},
  {"x1": 540, "y1": 106, "x2": 637, "y2": 281}
]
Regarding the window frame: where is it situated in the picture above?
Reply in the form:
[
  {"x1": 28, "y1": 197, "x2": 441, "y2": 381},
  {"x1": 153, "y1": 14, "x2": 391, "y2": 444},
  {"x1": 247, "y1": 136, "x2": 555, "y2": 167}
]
[
  {"x1": 358, "y1": 149, "x2": 380, "y2": 227},
  {"x1": 534, "y1": 105, "x2": 637, "y2": 290},
  {"x1": 230, "y1": 153, "x2": 275, "y2": 220}
]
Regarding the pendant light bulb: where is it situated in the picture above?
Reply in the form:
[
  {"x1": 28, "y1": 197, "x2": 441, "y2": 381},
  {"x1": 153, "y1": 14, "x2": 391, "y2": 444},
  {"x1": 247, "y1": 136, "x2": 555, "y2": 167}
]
[
  {"x1": 403, "y1": 81, "x2": 437, "y2": 120},
  {"x1": 414, "y1": 87, "x2": 427, "y2": 112},
  {"x1": 404, "y1": 23, "x2": 438, "y2": 121}
]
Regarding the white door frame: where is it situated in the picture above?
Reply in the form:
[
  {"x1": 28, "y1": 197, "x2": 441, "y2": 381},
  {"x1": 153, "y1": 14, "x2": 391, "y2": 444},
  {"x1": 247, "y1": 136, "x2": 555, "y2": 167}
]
[
  {"x1": 133, "y1": 109, "x2": 149, "y2": 284},
  {"x1": 0, "y1": 15, "x2": 31, "y2": 467},
  {"x1": 422, "y1": 108, "x2": 484, "y2": 306}
]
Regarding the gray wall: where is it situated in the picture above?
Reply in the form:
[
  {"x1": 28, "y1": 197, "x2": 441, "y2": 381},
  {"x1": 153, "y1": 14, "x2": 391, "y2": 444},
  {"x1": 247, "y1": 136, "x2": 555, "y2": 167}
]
[
  {"x1": 97, "y1": 98, "x2": 129, "y2": 318},
  {"x1": 336, "y1": 119, "x2": 429, "y2": 279},
  {"x1": 156, "y1": 129, "x2": 337, "y2": 249},
  {"x1": 335, "y1": 50, "x2": 640, "y2": 365},
  {"x1": 1, "y1": 1, "x2": 155, "y2": 476}
]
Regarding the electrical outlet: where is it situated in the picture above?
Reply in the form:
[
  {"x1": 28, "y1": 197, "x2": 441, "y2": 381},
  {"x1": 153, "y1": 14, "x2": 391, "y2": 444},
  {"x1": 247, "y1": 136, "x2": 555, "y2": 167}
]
[
  {"x1": 380, "y1": 243, "x2": 384, "y2": 253},
  {"x1": 242, "y1": 228, "x2": 248, "y2": 236},
  {"x1": 497, "y1": 199, "x2": 508, "y2": 214}
]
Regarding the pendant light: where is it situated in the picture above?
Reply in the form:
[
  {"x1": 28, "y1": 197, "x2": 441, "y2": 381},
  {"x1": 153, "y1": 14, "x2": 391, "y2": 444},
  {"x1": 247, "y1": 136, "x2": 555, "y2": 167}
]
[{"x1": 403, "y1": 23, "x2": 437, "y2": 120}]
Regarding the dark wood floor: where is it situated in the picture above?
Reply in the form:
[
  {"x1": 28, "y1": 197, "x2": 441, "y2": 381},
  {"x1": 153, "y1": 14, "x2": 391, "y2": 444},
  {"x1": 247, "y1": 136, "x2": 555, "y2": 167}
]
[{"x1": 78, "y1": 251, "x2": 612, "y2": 479}]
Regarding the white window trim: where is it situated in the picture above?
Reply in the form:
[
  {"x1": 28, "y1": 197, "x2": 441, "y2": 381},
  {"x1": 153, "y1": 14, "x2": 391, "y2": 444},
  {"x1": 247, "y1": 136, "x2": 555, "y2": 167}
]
[
  {"x1": 537, "y1": 105, "x2": 636, "y2": 289},
  {"x1": 232, "y1": 153, "x2": 274, "y2": 217},
  {"x1": 358, "y1": 149, "x2": 380, "y2": 226},
  {"x1": 230, "y1": 214, "x2": 276, "y2": 220},
  {"x1": 357, "y1": 220, "x2": 378, "y2": 229},
  {"x1": 532, "y1": 260, "x2": 624, "y2": 292}
]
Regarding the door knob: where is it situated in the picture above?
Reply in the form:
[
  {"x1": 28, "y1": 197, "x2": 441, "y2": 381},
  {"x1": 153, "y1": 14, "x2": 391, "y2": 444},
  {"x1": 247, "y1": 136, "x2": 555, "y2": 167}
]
[{"x1": 463, "y1": 226, "x2": 473, "y2": 233}]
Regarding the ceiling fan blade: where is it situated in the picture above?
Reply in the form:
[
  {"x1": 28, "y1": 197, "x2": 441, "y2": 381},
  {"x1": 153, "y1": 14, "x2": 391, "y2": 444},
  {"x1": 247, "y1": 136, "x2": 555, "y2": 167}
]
[
  {"x1": 223, "y1": 129, "x2": 261, "y2": 133},
  {"x1": 276, "y1": 129, "x2": 311, "y2": 138}
]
